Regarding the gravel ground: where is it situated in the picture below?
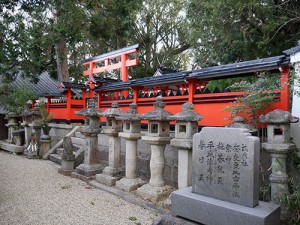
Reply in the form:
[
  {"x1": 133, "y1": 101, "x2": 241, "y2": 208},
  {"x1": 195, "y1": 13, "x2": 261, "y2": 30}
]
[{"x1": 0, "y1": 151, "x2": 157, "y2": 225}]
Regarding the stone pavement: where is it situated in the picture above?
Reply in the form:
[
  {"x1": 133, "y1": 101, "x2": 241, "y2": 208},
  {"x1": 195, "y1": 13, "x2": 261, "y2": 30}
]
[{"x1": 0, "y1": 151, "x2": 159, "y2": 225}]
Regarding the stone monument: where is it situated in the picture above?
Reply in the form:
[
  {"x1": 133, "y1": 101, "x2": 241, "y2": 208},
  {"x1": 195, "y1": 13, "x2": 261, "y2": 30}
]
[
  {"x1": 21, "y1": 104, "x2": 32, "y2": 151},
  {"x1": 260, "y1": 109, "x2": 299, "y2": 218},
  {"x1": 72, "y1": 98, "x2": 103, "y2": 180},
  {"x1": 26, "y1": 103, "x2": 42, "y2": 159},
  {"x1": 171, "y1": 127, "x2": 281, "y2": 225},
  {"x1": 5, "y1": 112, "x2": 19, "y2": 144},
  {"x1": 115, "y1": 103, "x2": 145, "y2": 192},
  {"x1": 136, "y1": 96, "x2": 173, "y2": 202},
  {"x1": 59, "y1": 136, "x2": 76, "y2": 176},
  {"x1": 169, "y1": 102, "x2": 202, "y2": 189},
  {"x1": 96, "y1": 102, "x2": 126, "y2": 186}
]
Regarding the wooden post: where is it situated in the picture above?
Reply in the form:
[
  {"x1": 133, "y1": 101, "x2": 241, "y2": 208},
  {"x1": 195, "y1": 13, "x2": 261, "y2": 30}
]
[
  {"x1": 67, "y1": 87, "x2": 72, "y2": 122},
  {"x1": 188, "y1": 79, "x2": 197, "y2": 103},
  {"x1": 82, "y1": 89, "x2": 87, "y2": 108},
  {"x1": 121, "y1": 54, "x2": 128, "y2": 82},
  {"x1": 280, "y1": 66, "x2": 290, "y2": 111},
  {"x1": 46, "y1": 97, "x2": 51, "y2": 113}
]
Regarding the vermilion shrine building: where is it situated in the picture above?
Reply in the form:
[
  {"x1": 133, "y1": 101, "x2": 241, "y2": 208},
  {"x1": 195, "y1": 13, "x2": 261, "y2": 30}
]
[{"x1": 43, "y1": 43, "x2": 293, "y2": 126}]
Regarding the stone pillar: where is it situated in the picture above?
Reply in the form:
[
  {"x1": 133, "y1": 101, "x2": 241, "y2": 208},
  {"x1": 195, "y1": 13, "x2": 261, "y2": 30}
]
[
  {"x1": 72, "y1": 98, "x2": 103, "y2": 180},
  {"x1": 21, "y1": 106, "x2": 32, "y2": 150},
  {"x1": 260, "y1": 110, "x2": 299, "y2": 218},
  {"x1": 96, "y1": 102, "x2": 125, "y2": 186},
  {"x1": 136, "y1": 96, "x2": 173, "y2": 202},
  {"x1": 290, "y1": 44, "x2": 300, "y2": 157},
  {"x1": 5, "y1": 113, "x2": 19, "y2": 143},
  {"x1": 169, "y1": 102, "x2": 202, "y2": 189},
  {"x1": 39, "y1": 136, "x2": 51, "y2": 158},
  {"x1": 116, "y1": 103, "x2": 145, "y2": 192}
]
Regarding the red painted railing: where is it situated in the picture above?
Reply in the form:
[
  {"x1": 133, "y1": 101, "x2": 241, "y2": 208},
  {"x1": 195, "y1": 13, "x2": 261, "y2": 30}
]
[{"x1": 46, "y1": 65, "x2": 289, "y2": 127}]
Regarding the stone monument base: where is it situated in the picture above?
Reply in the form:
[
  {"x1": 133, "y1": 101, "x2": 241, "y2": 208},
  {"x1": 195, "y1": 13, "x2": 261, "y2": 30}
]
[
  {"x1": 71, "y1": 172, "x2": 95, "y2": 182},
  {"x1": 95, "y1": 173, "x2": 119, "y2": 187},
  {"x1": 116, "y1": 177, "x2": 145, "y2": 192},
  {"x1": 75, "y1": 164, "x2": 102, "y2": 177},
  {"x1": 171, "y1": 187, "x2": 281, "y2": 225},
  {"x1": 136, "y1": 183, "x2": 173, "y2": 202},
  {"x1": 58, "y1": 160, "x2": 75, "y2": 176}
]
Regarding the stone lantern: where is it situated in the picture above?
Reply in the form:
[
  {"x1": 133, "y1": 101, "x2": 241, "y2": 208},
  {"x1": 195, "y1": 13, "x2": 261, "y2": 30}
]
[
  {"x1": 226, "y1": 116, "x2": 257, "y2": 135},
  {"x1": 96, "y1": 102, "x2": 126, "y2": 186},
  {"x1": 72, "y1": 98, "x2": 103, "y2": 179},
  {"x1": 5, "y1": 112, "x2": 19, "y2": 144},
  {"x1": 115, "y1": 103, "x2": 145, "y2": 192},
  {"x1": 26, "y1": 103, "x2": 42, "y2": 159},
  {"x1": 136, "y1": 96, "x2": 173, "y2": 202},
  {"x1": 260, "y1": 110, "x2": 299, "y2": 204},
  {"x1": 169, "y1": 102, "x2": 202, "y2": 189},
  {"x1": 21, "y1": 104, "x2": 32, "y2": 151}
]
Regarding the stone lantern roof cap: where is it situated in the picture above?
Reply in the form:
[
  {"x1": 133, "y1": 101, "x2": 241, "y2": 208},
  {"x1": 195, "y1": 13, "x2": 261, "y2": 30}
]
[
  {"x1": 259, "y1": 109, "x2": 299, "y2": 124},
  {"x1": 22, "y1": 104, "x2": 32, "y2": 117},
  {"x1": 226, "y1": 116, "x2": 256, "y2": 133},
  {"x1": 75, "y1": 98, "x2": 103, "y2": 117},
  {"x1": 101, "y1": 102, "x2": 126, "y2": 118},
  {"x1": 116, "y1": 103, "x2": 142, "y2": 121},
  {"x1": 30, "y1": 102, "x2": 42, "y2": 116},
  {"x1": 5, "y1": 112, "x2": 20, "y2": 119},
  {"x1": 141, "y1": 96, "x2": 173, "y2": 121},
  {"x1": 75, "y1": 108, "x2": 103, "y2": 117},
  {"x1": 169, "y1": 102, "x2": 203, "y2": 121}
]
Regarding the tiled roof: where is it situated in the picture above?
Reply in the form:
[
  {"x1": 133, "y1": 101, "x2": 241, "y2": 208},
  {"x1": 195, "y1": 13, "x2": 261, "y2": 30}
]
[{"x1": 9, "y1": 72, "x2": 60, "y2": 97}]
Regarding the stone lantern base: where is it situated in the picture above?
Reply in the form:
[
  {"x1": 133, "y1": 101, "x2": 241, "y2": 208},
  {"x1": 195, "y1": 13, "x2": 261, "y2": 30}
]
[
  {"x1": 137, "y1": 183, "x2": 173, "y2": 202},
  {"x1": 58, "y1": 160, "x2": 75, "y2": 176},
  {"x1": 95, "y1": 167, "x2": 123, "y2": 187},
  {"x1": 116, "y1": 177, "x2": 145, "y2": 192},
  {"x1": 71, "y1": 164, "x2": 103, "y2": 182}
]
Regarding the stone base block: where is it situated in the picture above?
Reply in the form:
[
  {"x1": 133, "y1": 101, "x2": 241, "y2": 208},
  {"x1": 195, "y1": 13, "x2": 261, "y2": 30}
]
[
  {"x1": 171, "y1": 187, "x2": 281, "y2": 225},
  {"x1": 136, "y1": 184, "x2": 173, "y2": 202},
  {"x1": 0, "y1": 140, "x2": 23, "y2": 153},
  {"x1": 71, "y1": 172, "x2": 95, "y2": 182},
  {"x1": 58, "y1": 168, "x2": 74, "y2": 176},
  {"x1": 102, "y1": 166, "x2": 123, "y2": 177},
  {"x1": 61, "y1": 160, "x2": 74, "y2": 171},
  {"x1": 26, "y1": 152, "x2": 38, "y2": 159},
  {"x1": 116, "y1": 177, "x2": 145, "y2": 192},
  {"x1": 75, "y1": 164, "x2": 102, "y2": 177},
  {"x1": 95, "y1": 174, "x2": 119, "y2": 187}
]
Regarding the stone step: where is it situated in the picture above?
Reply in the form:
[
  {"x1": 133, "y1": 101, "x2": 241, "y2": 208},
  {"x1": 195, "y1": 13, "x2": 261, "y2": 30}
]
[
  {"x1": 70, "y1": 137, "x2": 85, "y2": 146},
  {"x1": 50, "y1": 153, "x2": 61, "y2": 165},
  {"x1": 74, "y1": 131, "x2": 85, "y2": 139}
]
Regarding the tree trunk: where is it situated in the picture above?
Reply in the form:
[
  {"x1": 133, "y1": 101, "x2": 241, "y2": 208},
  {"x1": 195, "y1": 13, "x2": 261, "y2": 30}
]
[{"x1": 55, "y1": 37, "x2": 69, "y2": 82}]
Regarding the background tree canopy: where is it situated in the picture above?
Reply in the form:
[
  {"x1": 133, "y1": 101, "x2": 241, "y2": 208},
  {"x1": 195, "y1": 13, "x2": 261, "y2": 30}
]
[{"x1": 1, "y1": 0, "x2": 299, "y2": 82}]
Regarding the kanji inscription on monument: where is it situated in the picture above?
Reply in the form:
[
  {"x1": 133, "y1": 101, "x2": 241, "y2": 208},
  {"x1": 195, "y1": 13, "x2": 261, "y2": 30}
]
[{"x1": 192, "y1": 127, "x2": 260, "y2": 207}]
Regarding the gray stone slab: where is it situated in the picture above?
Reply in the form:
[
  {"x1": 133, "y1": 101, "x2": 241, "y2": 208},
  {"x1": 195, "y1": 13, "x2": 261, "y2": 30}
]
[
  {"x1": 0, "y1": 140, "x2": 23, "y2": 153},
  {"x1": 192, "y1": 127, "x2": 260, "y2": 207},
  {"x1": 152, "y1": 212, "x2": 200, "y2": 225},
  {"x1": 171, "y1": 187, "x2": 281, "y2": 225}
]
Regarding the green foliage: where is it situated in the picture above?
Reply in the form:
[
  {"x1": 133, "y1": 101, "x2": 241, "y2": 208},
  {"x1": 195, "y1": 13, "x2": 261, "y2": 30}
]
[
  {"x1": 0, "y1": 84, "x2": 37, "y2": 114},
  {"x1": 38, "y1": 101, "x2": 54, "y2": 128},
  {"x1": 128, "y1": 216, "x2": 137, "y2": 221},
  {"x1": 223, "y1": 73, "x2": 280, "y2": 128},
  {"x1": 187, "y1": 0, "x2": 300, "y2": 66}
]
